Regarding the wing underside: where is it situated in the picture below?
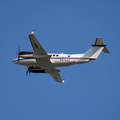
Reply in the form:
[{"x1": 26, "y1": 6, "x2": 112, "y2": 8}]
[
  {"x1": 28, "y1": 32, "x2": 63, "y2": 83},
  {"x1": 49, "y1": 72, "x2": 64, "y2": 83}
]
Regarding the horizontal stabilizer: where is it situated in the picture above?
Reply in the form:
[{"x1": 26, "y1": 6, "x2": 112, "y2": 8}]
[{"x1": 103, "y1": 47, "x2": 110, "y2": 53}]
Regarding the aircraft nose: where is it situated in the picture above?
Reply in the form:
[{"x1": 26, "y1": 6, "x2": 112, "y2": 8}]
[
  {"x1": 12, "y1": 59, "x2": 18, "y2": 63},
  {"x1": 12, "y1": 60, "x2": 15, "y2": 63}
]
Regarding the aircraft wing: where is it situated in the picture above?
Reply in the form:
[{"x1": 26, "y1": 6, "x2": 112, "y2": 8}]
[
  {"x1": 49, "y1": 72, "x2": 64, "y2": 83},
  {"x1": 28, "y1": 31, "x2": 64, "y2": 83},
  {"x1": 36, "y1": 58, "x2": 64, "y2": 83},
  {"x1": 28, "y1": 31, "x2": 51, "y2": 66},
  {"x1": 28, "y1": 31, "x2": 47, "y2": 55}
]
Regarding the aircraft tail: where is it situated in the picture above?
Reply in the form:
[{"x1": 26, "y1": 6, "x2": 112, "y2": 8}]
[{"x1": 83, "y1": 37, "x2": 110, "y2": 59}]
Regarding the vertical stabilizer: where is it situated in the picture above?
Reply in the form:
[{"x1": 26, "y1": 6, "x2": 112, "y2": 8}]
[
  {"x1": 92, "y1": 37, "x2": 110, "y2": 53},
  {"x1": 82, "y1": 37, "x2": 110, "y2": 59},
  {"x1": 83, "y1": 46, "x2": 104, "y2": 59}
]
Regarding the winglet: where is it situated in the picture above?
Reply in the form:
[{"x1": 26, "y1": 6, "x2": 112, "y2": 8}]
[{"x1": 31, "y1": 30, "x2": 35, "y2": 34}]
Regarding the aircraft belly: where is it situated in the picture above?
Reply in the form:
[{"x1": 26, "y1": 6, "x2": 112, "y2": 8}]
[
  {"x1": 51, "y1": 58, "x2": 78, "y2": 67},
  {"x1": 51, "y1": 58, "x2": 90, "y2": 67},
  {"x1": 77, "y1": 59, "x2": 90, "y2": 63},
  {"x1": 53, "y1": 62, "x2": 76, "y2": 67}
]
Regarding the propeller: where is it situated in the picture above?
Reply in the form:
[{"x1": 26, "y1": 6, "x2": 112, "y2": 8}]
[
  {"x1": 26, "y1": 70, "x2": 29, "y2": 75},
  {"x1": 18, "y1": 46, "x2": 20, "y2": 62},
  {"x1": 26, "y1": 68, "x2": 30, "y2": 75}
]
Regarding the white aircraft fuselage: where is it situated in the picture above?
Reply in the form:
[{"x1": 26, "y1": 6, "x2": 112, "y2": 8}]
[
  {"x1": 13, "y1": 31, "x2": 110, "y2": 83},
  {"x1": 13, "y1": 53, "x2": 90, "y2": 67}
]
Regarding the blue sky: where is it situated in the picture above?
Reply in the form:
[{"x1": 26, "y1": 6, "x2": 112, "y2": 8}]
[{"x1": 0, "y1": 0, "x2": 120, "y2": 120}]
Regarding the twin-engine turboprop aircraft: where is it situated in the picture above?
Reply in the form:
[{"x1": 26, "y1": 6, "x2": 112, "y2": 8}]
[{"x1": 13, "y1": 30, "x2": 110, "y2": 83}]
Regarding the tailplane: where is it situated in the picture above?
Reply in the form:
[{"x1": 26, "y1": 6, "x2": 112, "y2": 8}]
[{"x1": 83, "y1": 37, "x2": 110, "y2": 59}]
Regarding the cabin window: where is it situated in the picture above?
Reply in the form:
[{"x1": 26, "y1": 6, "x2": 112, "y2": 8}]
[
  {"x1": 53, "y1": 54, "x2": 55, "y2": 56},
  {"x1": 68, "y1": 55, "x2": 70, "y2": 57},
  {"x1": 56, "y1": 54, "x2": 59, "y2": 57}
]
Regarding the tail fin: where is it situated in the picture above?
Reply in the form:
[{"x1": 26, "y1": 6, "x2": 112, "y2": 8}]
[
  {"x1": 83, "y1": 37, "x2": 110, "y2": 59},
  {"x1": 92, "y1": 37, "x2": 110, "y2": 53}
]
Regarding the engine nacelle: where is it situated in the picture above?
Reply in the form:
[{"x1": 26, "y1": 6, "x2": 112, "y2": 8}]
[
  {"x1": 18, "y1": 51, "x2": 34, "y2": 55},
  {"x1": 18, "y1": 51, "x2": 34, "y2": 58},
  {"x1": 18, "y1": 51, "x2": 52, "y2": 58},
  {"x1": 27, "y1": 66, "x2": 45, "y2": 73},
  {"x1": 27, "y1": 66, "x2": 60, "y2": 73}
]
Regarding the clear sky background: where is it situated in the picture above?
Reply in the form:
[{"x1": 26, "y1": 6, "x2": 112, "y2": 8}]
[{"x1": 0, "y1": 0, "x2": 120, "y2": 120}]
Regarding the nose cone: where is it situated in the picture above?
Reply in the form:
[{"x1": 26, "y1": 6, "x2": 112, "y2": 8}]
[{"x1": 12, "y1": 59, "x2": 18, "y2": 64}]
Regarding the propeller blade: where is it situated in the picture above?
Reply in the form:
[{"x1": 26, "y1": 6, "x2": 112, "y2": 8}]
[
  {"x1": 26, "y1": 70, "x2": 28, "y2": 75},
  {"x1": 26, "y1": 68, "x2": 30, "y2": 75},
  {"x1": 18, "y1": 46, "x2": 20, "y2": 62}
]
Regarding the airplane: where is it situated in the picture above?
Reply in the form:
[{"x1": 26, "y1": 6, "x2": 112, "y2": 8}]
[{"x1": 13, "y1": 30, "x2": 110, "y2": 83}]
